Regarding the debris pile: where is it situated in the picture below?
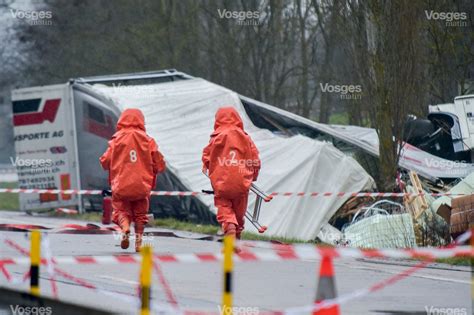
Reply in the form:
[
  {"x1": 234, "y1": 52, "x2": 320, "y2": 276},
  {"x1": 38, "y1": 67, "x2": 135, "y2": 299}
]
[{"x1": 327, "y1": 171, "x2": 473, "y2": 249}]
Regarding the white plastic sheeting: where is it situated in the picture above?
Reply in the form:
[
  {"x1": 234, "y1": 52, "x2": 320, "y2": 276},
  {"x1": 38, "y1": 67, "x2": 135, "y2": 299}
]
[
  {"x1": 342, "y1": 200, "x2": 416, "y2": 248},
  {"x1": 432, "y1": 172, "x2": 474, "y2": 211},
  {"x1": 236, "y1": 97, "x2": 474, "y2": 180},
  {"x1": 344, "y1": 213, "x2": 416, "y2": 248},
  {"x1": 329, "y1": 125, "x2": 474, "y2": 180},
  {"x1": 91, "y1": 79, "x2": 374, "y2": 240}
]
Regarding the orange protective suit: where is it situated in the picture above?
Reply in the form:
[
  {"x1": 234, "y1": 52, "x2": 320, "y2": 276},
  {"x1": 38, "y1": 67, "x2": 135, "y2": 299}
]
[
  {"x1": 100, "y1": 108, "x2": 165, "y2": 251},
  {"x1": 202, "y1": 107, "x2": 260, "y2": 238}
]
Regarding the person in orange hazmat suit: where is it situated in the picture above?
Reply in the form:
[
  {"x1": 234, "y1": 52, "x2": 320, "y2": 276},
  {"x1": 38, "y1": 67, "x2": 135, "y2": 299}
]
[
  {"x1": 202, "y1": 107, "x2": 261, "y2": 243},
  {"x1": 100, "y1": 108, "x2": 165, "y2": 252}
]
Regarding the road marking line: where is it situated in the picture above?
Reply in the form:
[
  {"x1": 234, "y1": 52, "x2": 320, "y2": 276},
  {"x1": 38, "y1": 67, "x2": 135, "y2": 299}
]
[
  {"x1": 344, "y1": 264, "x2": 471, "y2": 284},
  {"x1": 99, "y1": 275, "x2": 139, "y2": 285}
]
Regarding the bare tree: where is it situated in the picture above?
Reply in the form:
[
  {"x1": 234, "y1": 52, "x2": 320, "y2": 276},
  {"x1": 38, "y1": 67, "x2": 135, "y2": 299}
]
[
  {"x1": 344, "y1": 0, "x2": 428, "y2": 190},
  {"x1": 423, "y1": 0, "x2": 474, "y2": 103},
  {"x1": 6, "y1": 0, "x2": 472, "y2": 171}
]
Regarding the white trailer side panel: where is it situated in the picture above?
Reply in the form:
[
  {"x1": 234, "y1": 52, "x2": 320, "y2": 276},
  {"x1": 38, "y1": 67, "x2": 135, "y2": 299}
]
[{"x1": 11, "y1": 84, "x2": 79, "y2": 210}]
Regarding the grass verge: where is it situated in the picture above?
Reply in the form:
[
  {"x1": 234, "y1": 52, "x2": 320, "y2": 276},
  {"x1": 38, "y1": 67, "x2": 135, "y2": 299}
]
[
  {"x1": 152, "y1": 217, "x2": 220, "y2": 235},
  {"x1": 50, "y1": 212, "x2": 314, "y2": 243},
  {"x1": 53, "y1": 211, "x2": 102, "y2": 222},
  {"x1": 39, "y1": 212, "x2": 474, "y2": 264},
  {"x1": 435, "y1": 257, "x2": 472, "y2": 266},
  {"x1": 0, "y1": 182, "x2": 19, "y2": 210},
  {"x1": 152, "y1": 218, "x2": 316, "y2": 243}
]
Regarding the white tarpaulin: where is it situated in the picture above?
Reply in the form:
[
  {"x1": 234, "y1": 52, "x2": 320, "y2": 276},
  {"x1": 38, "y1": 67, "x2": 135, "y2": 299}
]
[
  {"x1": 234, "y1": 97, "x2": 474, "y2": 180},
  {"x1": 431, "y1": 172, "x2": 474, "y2": 211},
  {"x1": 328, "y1": 125, "x2": 474, "y2": 180},
  {"x1": 91, "y1": 78, "x2": 374, "y2": 240}
]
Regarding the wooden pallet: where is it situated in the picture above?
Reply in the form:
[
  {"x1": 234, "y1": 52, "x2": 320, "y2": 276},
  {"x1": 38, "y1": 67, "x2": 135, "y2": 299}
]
[{"x1": 405, "y1": 171, "x2": 429, "y2": 220}]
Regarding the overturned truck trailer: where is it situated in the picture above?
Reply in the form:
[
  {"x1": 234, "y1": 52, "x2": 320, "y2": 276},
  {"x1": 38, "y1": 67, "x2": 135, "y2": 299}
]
[
  {"x1": 12, "y1": 72, "x2": 212, "y2": 223},
  {"x1": 12, "y1": 69, "x2": 376, "y2": 240}
]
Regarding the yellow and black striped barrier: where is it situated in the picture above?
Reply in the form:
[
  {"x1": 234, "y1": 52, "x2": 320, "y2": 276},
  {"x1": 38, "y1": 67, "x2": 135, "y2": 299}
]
[
  {"x1": 222, "y1": 235, "x2": 234, "y2": 315},
  {"x1": 30, "y1": 230, "x2": 41, "y2": 297},
  {"x1": 471, "y1": 226, "x2": 473, "y2": 303},
  {"x1": 140, "y1": 245, "x2": 153, "y2": 315}
]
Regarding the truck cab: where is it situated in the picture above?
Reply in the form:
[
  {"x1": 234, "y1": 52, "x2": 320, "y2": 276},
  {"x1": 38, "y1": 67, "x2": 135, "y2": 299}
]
[{"x1": 428, "y1": 95, "x2": 474, "y2": 161}]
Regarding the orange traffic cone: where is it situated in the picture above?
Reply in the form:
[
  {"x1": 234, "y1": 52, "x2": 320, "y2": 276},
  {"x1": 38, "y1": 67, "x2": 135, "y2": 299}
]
[{"x1": 313, "y1": 256, "x2": 340, "y2": 315}]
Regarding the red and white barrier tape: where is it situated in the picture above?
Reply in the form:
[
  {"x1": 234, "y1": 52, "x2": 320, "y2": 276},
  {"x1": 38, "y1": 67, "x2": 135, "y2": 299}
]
[
  {"x1": 1, "y1": 237, "x2": 182, "y2": 314},
  {"x1": 285, "y1": 230, "x2": 474, "y2": 315},
  {"x1": 2, "y1": 230, "x2": 471, "y2": 267},
  {"x1": 284, "y1": 260, "x2": 432, "y2": 314},
  {"x1": 172, "y1": 259, "x2": 434, "y2": 315},
  {"x1": 0, "y1": 265, "x2": 29, "y2": 285},
  {"x1": 41, "y1": 235, "x2": 59, "y2": 298},
  {"x1": 2, "y1": 236, "x2": 470, "y2": 315},
  {"x1": 1, "y1": 245, "x2": 471, "y2": 266},
  {"x1": 0, "y1": 188, "x2": 467, "y2": 197},
  {"x1": 269, "y1": 192, "x2": 464, "y2": 197},
  {"x1": 153, "y1": 261, "x2": 179, "y2": 309}
]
